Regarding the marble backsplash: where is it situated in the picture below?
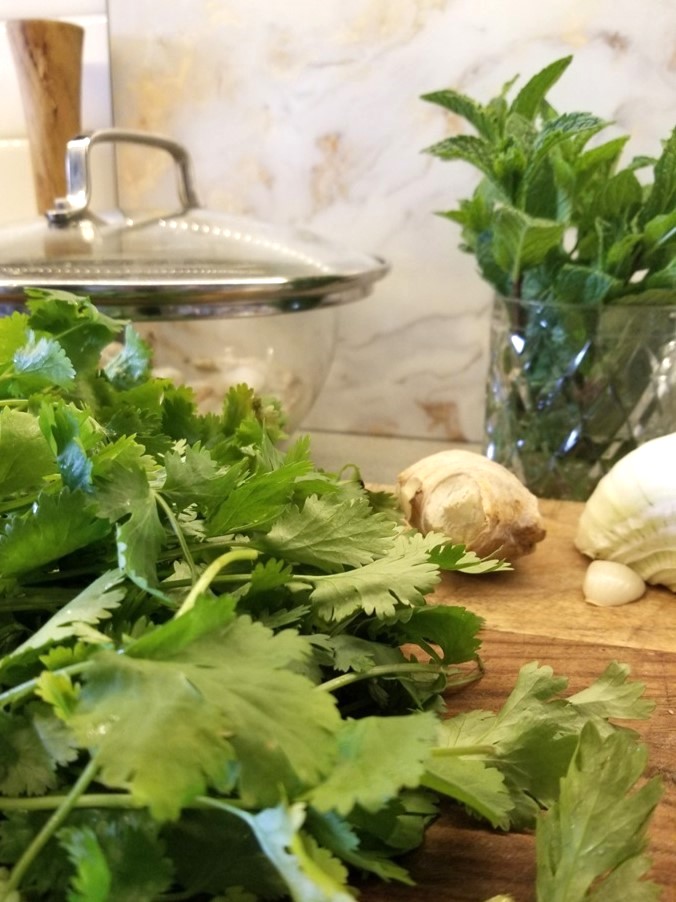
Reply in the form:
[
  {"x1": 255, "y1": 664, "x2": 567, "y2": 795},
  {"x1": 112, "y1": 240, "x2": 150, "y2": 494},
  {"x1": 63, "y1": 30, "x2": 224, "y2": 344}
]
[{"x1": 107, "y1": 0, "x2": 676, "y2": 442}]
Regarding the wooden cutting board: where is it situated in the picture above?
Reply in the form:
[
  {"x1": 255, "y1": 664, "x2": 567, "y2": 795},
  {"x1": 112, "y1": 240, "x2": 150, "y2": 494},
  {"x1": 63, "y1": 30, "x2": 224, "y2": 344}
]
[{"x1": 359, "y1": 499, "x2": 676, "y2": 901}]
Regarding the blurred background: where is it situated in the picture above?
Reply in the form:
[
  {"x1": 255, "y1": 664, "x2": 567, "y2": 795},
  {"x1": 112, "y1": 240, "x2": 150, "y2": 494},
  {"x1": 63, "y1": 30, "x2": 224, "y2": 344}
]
[{"x1": 1, "y1": 0, "x2": 675, "y2": 445}]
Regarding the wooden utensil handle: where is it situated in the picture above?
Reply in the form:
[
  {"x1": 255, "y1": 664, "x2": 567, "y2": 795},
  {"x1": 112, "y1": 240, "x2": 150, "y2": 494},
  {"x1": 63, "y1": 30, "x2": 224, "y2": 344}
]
[{"x1": 7, "y1": 18, "x2": 84, "y2": 214}]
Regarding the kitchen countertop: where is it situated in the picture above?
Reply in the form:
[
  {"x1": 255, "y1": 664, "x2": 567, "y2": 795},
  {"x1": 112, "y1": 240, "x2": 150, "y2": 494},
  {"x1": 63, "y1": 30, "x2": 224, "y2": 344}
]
[{"x1": 304, "y1": 432, "x2": 676, "y2": 900}]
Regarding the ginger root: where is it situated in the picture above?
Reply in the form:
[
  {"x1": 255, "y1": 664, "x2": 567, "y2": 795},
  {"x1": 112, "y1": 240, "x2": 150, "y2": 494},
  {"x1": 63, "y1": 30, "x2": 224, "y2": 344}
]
[{"x1": 396, "y1": 450, "x2": 546, "y2": 560}]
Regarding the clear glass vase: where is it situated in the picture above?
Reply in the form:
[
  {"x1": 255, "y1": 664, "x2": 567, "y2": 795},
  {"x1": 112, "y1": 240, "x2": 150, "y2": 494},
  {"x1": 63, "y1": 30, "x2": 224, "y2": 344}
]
[{"x1": 484, "y1": 296, "x2": 676, "y2": 500}]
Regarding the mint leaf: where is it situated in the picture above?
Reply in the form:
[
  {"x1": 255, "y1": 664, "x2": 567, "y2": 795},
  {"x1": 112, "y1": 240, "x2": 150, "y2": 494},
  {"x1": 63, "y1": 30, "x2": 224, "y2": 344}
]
[
  {"x1": 554, "y1": 264, "x2": 620, "y2": 303},
  {"x1": 423, "y1": 134, "x2": 497, "y2": 180},
  {"x1": 535, "y1": 724, "x2": 663, "y2": 900},
  {"x1": 510, "y1": 56, "x2": 573, "y2": 120},
  {"x1": 421, "y1": 89, "x2": 495, "y2": 139},
  {"x1": 599, "y1": 169, "x2": 643, "y2": 220},
  {"x1": 492, "y1": 207, "x2": 564, "y2": 279},
  {"x1": 641, "y1": 126, "x2": 676, "y2": 223}
]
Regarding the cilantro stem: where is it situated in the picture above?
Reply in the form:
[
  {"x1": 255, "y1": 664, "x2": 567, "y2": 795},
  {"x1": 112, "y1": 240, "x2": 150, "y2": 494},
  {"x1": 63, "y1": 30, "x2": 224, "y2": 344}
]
[
  {"x1": 0, "y1": 398, "x2": 27, "y2": 409},
  {"x1": 5, "y1": 754, "x2": 100, "y2": 895},
  {"x1": 0, "y1": 661, "x2": 90, "y2": 709},
  {"x1": 429, "y1": 744, "x2": 495, "y2": 757},
  {"x1": 155, "y1": 492, "x2": 198, "y2": 582},
  {"x1": 176, "y1": 548, "x2": 259, "y2": 616},
  {"x1": 316, "y1": 662, "x2": 449, "y2": 693},
  {"x1": 317, "y1": 660, "x2": 484, "y2": 695},
  {"x1": 0, "y1": 792, "x2": 140, "y2": 812}
]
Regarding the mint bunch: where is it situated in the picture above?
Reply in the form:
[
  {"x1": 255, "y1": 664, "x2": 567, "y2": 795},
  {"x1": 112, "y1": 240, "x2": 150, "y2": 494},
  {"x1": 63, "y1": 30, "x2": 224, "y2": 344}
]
[
  {"x1": 0, "y1": 290, "x2": 663, "y2": 900},
  {"x1": 423, "y1": 56, "x2": 676, "y2": 304}
]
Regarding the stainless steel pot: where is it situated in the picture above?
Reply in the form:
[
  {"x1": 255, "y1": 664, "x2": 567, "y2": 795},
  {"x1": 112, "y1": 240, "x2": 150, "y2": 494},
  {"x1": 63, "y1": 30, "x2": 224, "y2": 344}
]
[{"x1": 0, "y1": 129, "x2": 388, "y2": 319}]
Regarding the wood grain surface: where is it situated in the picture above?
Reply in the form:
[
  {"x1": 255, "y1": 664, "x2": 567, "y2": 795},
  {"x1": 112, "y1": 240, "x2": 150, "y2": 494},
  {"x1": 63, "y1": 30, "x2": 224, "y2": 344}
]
[{"x1": 360, "y1": 499, "x2": 676, "y2": 901}]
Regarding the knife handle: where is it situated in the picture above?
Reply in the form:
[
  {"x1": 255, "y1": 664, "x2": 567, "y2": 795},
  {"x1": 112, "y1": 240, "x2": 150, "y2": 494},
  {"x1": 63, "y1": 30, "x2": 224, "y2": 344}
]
[{"x1": 7, "y1": 18, "x2": 84, "y2": 214}]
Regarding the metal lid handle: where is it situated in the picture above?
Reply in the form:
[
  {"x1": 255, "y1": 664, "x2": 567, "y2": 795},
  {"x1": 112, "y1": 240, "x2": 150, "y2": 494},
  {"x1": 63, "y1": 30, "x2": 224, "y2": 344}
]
[{"x1": 46, "y1": 128, "x2": 200, "y2": 225}]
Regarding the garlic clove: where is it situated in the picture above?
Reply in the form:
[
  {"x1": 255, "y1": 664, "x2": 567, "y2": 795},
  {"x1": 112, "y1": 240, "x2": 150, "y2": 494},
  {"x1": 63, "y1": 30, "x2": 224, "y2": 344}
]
[{"x1": 582, "y1": 560, "x2": 646, "y2": 607}]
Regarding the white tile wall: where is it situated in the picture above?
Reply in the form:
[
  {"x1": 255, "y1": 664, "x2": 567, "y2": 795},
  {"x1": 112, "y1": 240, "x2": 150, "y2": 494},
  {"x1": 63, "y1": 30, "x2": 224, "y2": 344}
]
[{"x1": 0, "y1": 1, "x2": 113, "y2": 224}]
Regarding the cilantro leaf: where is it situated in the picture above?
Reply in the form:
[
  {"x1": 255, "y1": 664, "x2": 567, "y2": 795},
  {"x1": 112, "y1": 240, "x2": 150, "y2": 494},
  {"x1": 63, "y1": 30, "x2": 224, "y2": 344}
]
[
  {"x1": 162, "y1": 444, "x2": 244, "y2": 513},
  {"x1": 432, "y1": 662, "x2": 655, "y2": 829},
  {"x1": 308, "y1": 533, "x2": 439, "y2": 621},
  {"x1": 0, "y1": 489, "x2": 111, "y2": 578},
  {"x1": 93, "y1": 451, "x2": 165, "y2": 587},
  {"x1": 309, "y1": 712, "x2": 439, "y2": 816},
  {"x1": 262, "y1": 494, "x2": 396, "y2": 572},
  {"x1": 0, "y1": 310, "x2": 31, "y2": 365},
  {"x1": 24, "y1": 288, "x2": 123, "y2": 373},
  {"x1": 423, "y1": 754, "x2": 513, "y2": 830},
  {"x1": 68, "y1": 614, "x2": 340, "y2": 816},
  {"x1": 207, "y1": 457, "x2": 312, "y2": 535},
  {"x1": 206, "y1": 800, "x2": 356, "y2": 902},
  {"x1": 12, "y1": 569, "x2": 125, "y2": 655},
  {"x1": 568, "y1": 661, "x2": 655, "y2": 721},
  {"x1": 58, "y1": 811, "x2": 174, "y2": 902},
  {"x1": 59, "y1": 826, "x2": 111, "y2": 902},
  {"x1": 163, "y1": 807, "x2": 284, "y2": 898},
  {"x1": 67, "y1": 648, "x2": 238, "y2": 820},
  {"x1": 9, "y1": 331, "x2": 75, "y2": 395},
  {"x1": 535, "y1": 724, "x2": 663, "y2": 900},
  {"x1": 0, "y1": 703, "x2": 77, "y2": 796},
  {"x1": 307, "y1": 808, "x2": 416, "y2": 884},
  {"x1": 387, "y1": 604, "x2": 483, "y2": 664},
  {"x1": 38, "y1": 402, "x2": 98, "y2": 492},
  {"x1": 102, "y1": 324, "x2": 151, "y2": 390},
  {"x1": 428, "y1": 539, "x2": 511, "y2": 574},
  {"x1": 0, "y1": 408, "x2": 57, "y2": 496}
]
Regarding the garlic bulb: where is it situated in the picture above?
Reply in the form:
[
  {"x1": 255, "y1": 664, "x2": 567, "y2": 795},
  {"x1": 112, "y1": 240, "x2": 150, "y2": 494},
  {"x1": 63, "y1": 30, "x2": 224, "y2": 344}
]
[
  {"x1": 396, "y1": 449, "x2": 546, "y2": 560},
  {"x1": 575, "y1": 433, "x2": 676, "y2": 591}
]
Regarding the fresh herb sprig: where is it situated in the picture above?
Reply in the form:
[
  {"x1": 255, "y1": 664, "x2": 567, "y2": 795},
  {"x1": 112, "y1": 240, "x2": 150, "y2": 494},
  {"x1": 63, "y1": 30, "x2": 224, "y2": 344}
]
[
  {"x1": 0, "y1": 291, "x2": 663, "y2": 900},
  {"x1": 422, "y1": 56, "x2": 676, "y2": 305}
]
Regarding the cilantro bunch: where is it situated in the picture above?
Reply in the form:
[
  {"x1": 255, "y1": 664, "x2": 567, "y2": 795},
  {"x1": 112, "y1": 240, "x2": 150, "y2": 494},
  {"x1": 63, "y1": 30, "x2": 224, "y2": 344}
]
[
  {"x1": 0, "y1": 291, "x2": 663, "y2": 900},
  {"x1": 422, "y1": 55, "x2": 676, "y2": 304}
]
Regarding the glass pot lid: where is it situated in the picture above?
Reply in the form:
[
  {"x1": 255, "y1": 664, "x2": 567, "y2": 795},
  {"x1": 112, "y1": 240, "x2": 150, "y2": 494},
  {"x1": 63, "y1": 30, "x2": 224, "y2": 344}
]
[{"x1": 0, "y1": 129, "x2": 389, "y2": 320}]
